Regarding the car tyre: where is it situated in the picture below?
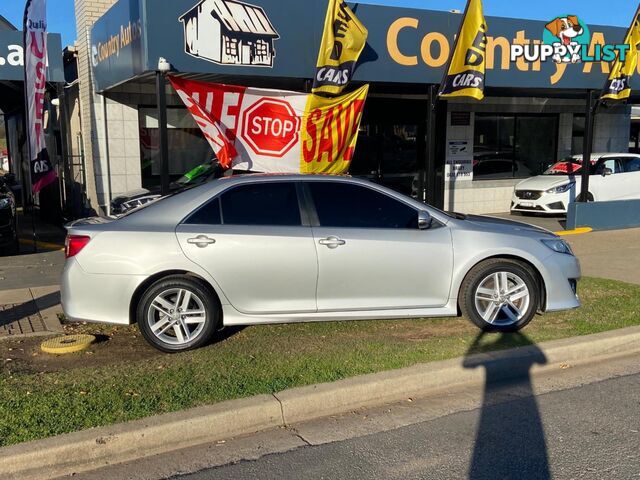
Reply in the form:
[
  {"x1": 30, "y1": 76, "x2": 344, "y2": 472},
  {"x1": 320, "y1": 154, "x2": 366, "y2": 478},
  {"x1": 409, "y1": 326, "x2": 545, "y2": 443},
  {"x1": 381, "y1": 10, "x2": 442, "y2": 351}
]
[
  {"x1": 137, "y1": 275, "x2": 220, "y2": 353},
  {"x1": 459, "y1": 259, "x2": 540, "y2": 333}
]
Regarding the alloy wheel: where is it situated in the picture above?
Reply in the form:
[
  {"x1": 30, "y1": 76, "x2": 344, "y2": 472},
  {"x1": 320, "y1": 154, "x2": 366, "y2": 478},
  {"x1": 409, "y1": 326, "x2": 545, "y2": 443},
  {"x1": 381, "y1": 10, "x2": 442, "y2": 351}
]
[
  {"x1": 473, "y1": 272, "x2": 531, "y2": 327},
  {"x1": 146, "y1": 288, "x2": 207, "y2": 346}
]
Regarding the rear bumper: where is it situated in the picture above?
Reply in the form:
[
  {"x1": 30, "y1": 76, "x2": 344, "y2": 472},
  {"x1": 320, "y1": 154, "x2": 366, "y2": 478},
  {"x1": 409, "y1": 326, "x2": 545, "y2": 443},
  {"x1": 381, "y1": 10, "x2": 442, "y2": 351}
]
[{"x1": 61, "y1": 258, "x2": 147, "y2": 325}]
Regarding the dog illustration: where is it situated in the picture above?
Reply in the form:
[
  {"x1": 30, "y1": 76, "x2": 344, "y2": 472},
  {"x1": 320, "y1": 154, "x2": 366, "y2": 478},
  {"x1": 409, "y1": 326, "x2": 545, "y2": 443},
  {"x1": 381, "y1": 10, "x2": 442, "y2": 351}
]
[{"x1": 545, "y1": 16, "x2": 584, "y2": 63}]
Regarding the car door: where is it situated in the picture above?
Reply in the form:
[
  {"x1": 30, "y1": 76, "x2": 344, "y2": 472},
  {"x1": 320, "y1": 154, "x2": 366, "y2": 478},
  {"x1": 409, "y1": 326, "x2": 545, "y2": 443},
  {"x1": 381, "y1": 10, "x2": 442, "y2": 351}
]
[
  {"x1": 591, "y1": 157, "x2": 624, "y2": 201},
  {"x1": 305, "y1": 181, "x2": 454, "y2": 311},
  {"x1": 175, "y1": 181, "x2": 318, "y2": 314},
  {"x1": 618, "y1": 156, "x2": 640, "y2": 200}
]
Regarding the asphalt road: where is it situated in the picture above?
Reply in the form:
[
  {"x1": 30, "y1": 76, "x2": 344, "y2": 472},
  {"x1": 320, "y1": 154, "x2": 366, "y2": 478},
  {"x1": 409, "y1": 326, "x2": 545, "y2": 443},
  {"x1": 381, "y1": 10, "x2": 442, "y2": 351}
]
[{"x1": 176, "y1": 371, "x2": 640, "y2": 480}]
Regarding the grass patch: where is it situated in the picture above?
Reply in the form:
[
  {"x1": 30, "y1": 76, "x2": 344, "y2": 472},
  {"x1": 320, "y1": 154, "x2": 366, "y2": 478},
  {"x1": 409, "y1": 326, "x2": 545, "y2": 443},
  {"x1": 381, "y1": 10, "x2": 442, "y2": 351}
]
[{"x1": 1, "y1": 277, "x2": 639, "y2": 447}]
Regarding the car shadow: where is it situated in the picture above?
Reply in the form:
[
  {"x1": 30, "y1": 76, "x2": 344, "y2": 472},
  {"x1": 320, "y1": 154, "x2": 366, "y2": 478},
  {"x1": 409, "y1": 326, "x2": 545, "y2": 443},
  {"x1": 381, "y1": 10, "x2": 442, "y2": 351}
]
[
  {"x1": 463, "y1": 332, "x2": 550, "y2": 480},
  {"x1": 210, "y1": 325, "x2": 246, "y2": 345}
]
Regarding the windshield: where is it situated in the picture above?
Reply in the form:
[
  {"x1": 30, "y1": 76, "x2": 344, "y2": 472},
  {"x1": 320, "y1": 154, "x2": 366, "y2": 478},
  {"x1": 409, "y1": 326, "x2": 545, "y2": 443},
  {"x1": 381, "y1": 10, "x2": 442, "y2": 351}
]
[{"x1": 544, "y1": 156, "x2": 595, "y2": 175}]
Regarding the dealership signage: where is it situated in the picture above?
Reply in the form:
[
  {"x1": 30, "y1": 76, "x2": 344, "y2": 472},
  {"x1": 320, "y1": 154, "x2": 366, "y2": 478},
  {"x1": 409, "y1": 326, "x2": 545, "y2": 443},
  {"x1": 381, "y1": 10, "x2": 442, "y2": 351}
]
[
  {"x1": 90, "y1": 0, "x2": 144, "y2": 90},
  {"x1": 0, "y1": 30, "x2": 63, "y2": 82},
  {"x1": 91, "y1": 0, "x2": 633, "y2": 93},
  {"x1": 179, "y1": 0, "x2": 280, "y2": 67}
]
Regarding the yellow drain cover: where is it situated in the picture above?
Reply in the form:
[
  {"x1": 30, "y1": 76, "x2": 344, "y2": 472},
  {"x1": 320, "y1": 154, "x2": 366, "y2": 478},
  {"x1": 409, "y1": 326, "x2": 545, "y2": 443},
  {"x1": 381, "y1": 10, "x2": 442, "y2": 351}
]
[{"x1": 41, "y1": 335, "x2": 96, "y2": 354}]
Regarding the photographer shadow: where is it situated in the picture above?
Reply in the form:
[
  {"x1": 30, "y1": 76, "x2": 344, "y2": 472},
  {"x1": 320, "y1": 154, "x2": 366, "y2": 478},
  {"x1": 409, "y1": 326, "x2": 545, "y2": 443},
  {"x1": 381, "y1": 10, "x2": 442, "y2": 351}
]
[{"x1": 463, "y1": 332, "x2": 550, "y2": 480}]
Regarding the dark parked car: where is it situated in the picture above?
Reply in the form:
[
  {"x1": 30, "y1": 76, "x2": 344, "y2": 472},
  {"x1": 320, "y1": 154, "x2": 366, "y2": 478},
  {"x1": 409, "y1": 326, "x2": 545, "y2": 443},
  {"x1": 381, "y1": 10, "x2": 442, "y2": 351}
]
[
  {"x1": 0, "y1": 175, "x2": 18, "y2": 253},
  {"x1": 111, "y1": 160, "x2": 227, "y2": 216}
]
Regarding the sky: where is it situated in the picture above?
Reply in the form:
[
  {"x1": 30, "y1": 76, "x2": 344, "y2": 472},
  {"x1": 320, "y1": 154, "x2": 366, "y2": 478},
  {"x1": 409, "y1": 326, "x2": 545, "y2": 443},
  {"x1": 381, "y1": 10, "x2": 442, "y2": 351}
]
[{"x1": 0, "y1": 0, "x2": 637, "y2": 48}]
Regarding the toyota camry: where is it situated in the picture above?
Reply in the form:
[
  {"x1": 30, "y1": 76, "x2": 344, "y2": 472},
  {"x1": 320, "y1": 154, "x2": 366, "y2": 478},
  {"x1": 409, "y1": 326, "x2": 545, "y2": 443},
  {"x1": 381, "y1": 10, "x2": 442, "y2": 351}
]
[{"x1": 62, "y1": 175, "x2": 581, "y2": 352}]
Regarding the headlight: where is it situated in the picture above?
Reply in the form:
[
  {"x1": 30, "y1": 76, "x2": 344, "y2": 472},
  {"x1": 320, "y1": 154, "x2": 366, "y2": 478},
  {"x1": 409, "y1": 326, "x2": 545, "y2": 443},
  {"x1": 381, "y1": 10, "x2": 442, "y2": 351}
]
[
  {"x1": 541, "y1": 239, "x2": 574, "y2": 255},
  {"x1": 0, "y1": 197, "x2": 11, "y2": 209},
  {"x1": 546, "y1": 182, "x2": 575, "y2": 194}
]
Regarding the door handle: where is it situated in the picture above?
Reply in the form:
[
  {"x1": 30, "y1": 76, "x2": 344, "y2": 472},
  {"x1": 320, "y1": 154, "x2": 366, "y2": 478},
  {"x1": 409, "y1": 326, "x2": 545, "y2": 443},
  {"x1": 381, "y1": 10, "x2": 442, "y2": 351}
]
[
  {"x1": 319, "y1": 236, "x2": 346, "y2": 249},
  {"x1": 187, "y1": 235, "x2": 216, "y2": 248}
]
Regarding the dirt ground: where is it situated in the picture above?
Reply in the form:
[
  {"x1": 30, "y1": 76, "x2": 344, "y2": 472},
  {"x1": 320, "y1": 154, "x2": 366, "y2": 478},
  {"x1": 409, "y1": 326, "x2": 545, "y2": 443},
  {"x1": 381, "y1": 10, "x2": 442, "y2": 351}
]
[
  {"x1": 0, "y1": 321, "x2": 161, "y2": 375},
  {"x1": 0, "y1": 317, "x2": 478, "y2": 376}
]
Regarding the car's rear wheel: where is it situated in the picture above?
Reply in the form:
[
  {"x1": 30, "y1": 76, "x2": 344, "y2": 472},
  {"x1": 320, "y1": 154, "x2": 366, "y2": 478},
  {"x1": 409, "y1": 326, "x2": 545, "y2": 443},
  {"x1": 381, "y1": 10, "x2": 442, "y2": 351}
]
[
  {"x1": 137, "y1": 275, "x2": 219, "y2": 353},
  {"x1": 460, "y1": 259, "x2": 540, "y2": 332}
]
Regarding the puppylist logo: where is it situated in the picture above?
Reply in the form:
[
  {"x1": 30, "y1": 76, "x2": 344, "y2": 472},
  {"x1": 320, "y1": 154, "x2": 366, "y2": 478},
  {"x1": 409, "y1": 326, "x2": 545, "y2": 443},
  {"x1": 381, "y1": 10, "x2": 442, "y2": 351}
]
[{"x1": 511, "y1": 14, "x2": 630, "y2": 65}]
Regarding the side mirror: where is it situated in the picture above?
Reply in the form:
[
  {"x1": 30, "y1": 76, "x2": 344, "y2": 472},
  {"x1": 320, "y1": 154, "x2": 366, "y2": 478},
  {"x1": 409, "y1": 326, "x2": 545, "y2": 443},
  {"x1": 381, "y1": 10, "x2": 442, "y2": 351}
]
[
  {"x1": 602, "y1": 168, "x2": 613, "y2": 177},
  {"x1": 418, "y1": 211, "x2": 432, "y2": 230}
]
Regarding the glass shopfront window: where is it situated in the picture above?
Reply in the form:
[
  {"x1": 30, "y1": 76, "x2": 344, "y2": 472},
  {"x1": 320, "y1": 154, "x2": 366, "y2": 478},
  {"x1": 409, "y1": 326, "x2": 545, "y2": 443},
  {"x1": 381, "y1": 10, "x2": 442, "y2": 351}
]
[
  {"x1": 473, "y1": 114, "x2": 558, "y2": 180},
  {"x1": 631, "y1": 122, "x2": 640, "y2": 153},
  {"x1": 139, "y1": 108, "x2": 212, "y2": 189},
  {"x1": 350, "y1": 98, "x2": 425, "y2": 199},
  {"x1": 350, "y1": 123, "x2": 421, "y2": 198}
]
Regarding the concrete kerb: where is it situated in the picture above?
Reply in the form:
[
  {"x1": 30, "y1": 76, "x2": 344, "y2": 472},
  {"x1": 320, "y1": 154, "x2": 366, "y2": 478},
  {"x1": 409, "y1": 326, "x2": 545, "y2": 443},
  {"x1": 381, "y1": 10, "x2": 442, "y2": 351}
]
[
  {"x1": 0, "y1": 395, "x2": 283, "y2": 480},
  {"x1": 2, "y1": 326, "x2": 640, "y2": 480},
  {"x1": 274, "y1": 326, "x2": 640, "y2": 425}
]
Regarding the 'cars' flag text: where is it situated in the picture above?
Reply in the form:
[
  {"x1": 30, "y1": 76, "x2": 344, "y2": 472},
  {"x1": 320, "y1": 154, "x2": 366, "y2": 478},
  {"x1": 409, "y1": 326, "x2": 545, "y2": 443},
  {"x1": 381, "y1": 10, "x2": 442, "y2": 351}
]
[
  {"x1": 169, "y1": 77, "x2": 368, "y2": 174},
  {"x1": 24, "y1": 0, "x2": 57, "y2": 193},
  {"x1": 439, "y1": 0, "x2": 487, "y2": 100},
  {"x1": 601, "y1": 4, "x2": 640, "y2": 102},
  {"x1": 312, "y1": 0, "x2": 368, "y2": 96}
]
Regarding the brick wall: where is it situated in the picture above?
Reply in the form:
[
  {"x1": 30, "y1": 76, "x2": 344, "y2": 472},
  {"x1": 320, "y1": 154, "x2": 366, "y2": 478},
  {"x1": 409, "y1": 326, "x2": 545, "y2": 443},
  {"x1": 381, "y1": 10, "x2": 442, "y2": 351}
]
[{"x1": 75, "y1": 0, "x2": 118, "y2": 213}]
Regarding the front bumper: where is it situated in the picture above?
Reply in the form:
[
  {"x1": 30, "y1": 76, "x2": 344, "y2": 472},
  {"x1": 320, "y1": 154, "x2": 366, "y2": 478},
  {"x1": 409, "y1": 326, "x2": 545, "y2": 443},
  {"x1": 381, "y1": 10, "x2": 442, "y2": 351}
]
[
  {"x1": 542, "y1": 251, "x2": 581, "y2": 312},
  {"x1": 511, "y1": 191, "x2": 569, "y2": 214}
]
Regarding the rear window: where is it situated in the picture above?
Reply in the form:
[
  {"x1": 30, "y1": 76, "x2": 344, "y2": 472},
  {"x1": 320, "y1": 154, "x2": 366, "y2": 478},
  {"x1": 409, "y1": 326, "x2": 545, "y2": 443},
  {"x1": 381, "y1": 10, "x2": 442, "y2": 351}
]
[{"x1": 184, "y1": 198, "x2": 221, "y2": 225}]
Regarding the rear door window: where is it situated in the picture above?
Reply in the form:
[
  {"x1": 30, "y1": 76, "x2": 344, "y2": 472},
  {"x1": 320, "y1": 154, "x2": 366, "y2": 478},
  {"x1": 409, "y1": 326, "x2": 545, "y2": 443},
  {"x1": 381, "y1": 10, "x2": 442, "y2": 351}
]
[{"x1": 221, "y1": 182, "x2": 302, "y2": 226}]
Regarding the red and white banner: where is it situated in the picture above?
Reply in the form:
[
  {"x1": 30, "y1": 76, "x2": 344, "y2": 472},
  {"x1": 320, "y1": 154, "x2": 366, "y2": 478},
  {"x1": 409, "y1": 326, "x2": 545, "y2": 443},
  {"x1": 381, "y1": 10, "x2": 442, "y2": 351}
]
[
  {"x1": 24, "y1": 0, "x2": 56, "y2": 193},
  {"x1": 168, "y1": 76, "x2": 368, "y2": 174}
]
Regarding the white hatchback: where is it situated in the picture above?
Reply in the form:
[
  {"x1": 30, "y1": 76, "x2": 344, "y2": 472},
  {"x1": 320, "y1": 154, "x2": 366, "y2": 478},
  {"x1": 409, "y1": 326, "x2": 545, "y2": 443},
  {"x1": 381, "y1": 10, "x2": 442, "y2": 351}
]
[{"x1": 511, "y1": 153, "x2": 640, "y2": 215}]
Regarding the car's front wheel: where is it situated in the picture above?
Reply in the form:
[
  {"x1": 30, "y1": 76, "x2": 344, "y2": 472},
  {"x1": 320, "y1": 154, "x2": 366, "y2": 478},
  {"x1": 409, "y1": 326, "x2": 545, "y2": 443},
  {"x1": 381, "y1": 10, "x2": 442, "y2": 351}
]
[
  {"x1": 137, "y1": 275, "x2": 219, "y2": 353},
  {"x1": 460, "y1": 259, "x2": 540, "y2": 332}
]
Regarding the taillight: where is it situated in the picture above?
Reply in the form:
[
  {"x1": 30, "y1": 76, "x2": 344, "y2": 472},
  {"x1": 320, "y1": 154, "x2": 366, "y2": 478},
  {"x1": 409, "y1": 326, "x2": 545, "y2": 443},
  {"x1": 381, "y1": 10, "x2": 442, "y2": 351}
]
[{"x1": 65, "y1": 235, "x2": 91, "y2": 259}]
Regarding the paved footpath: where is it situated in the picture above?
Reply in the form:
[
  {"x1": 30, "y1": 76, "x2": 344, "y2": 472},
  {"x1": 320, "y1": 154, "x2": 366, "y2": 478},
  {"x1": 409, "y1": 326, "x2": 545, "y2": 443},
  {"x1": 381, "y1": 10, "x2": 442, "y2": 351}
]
[
  {"x1": 565, "y1": 228, "x2": 640, "y2": 285},
  {"x1": 0, "y1": 251, "x2": 65, "y2": 338}
]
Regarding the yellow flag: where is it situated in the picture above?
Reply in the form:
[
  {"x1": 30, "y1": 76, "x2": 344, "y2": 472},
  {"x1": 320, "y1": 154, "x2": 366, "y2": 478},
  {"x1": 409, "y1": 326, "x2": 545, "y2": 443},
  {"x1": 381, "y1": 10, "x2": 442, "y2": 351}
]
[
  {"x1": 301, "y1": 84, "x2": 369, "y2": 174},
  {"x1": 312, "y1": 0, "x2": 368, "y2": 96},
  {"x1": 439, "y1": 0, "x2": 487, "y2": 100},
  {"x1": 601, "y1": 6, "x2": 640, "y2": 102}
]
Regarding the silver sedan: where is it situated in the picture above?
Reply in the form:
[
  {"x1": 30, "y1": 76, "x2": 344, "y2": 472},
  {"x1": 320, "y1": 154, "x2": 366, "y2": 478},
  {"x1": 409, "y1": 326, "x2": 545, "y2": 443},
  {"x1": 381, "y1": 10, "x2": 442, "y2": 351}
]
[{"x1": 61, "y1": 175, "x2": 581, "y2": 352}]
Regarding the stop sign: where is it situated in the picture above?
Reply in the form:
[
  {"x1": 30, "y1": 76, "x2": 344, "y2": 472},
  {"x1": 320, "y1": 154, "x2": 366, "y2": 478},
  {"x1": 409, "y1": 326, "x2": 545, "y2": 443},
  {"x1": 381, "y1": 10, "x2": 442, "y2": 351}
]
[{"x1": 242, "y1": 98, "x2": 300, "y2": 157}]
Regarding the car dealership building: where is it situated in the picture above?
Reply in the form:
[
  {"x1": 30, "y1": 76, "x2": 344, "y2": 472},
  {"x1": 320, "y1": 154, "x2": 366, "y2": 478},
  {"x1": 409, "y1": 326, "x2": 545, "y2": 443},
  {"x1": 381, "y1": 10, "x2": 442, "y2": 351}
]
[{"x1": 74, "y1": 0, "x2": 637, "y2": 215}]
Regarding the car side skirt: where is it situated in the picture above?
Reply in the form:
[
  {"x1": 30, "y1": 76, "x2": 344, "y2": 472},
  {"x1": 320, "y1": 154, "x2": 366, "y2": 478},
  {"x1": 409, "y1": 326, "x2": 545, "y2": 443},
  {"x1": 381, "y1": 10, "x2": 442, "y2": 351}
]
[{"x1": 220, "y1": 299, "x2": 460, "y2": 326}]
